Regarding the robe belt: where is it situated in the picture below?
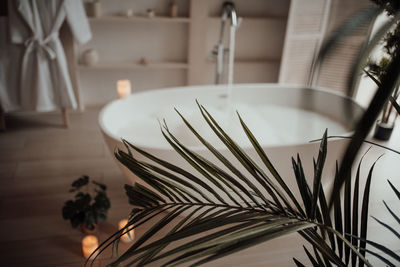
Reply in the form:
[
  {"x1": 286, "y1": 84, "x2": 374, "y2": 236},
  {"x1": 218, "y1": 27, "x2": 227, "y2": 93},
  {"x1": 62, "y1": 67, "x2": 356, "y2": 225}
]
[
  {"x1": 24, "y1": 33, "x2": 58, "y2": 60},
  {"x1": 19, "y1": 32, "x2": 60, "y2": 107}
]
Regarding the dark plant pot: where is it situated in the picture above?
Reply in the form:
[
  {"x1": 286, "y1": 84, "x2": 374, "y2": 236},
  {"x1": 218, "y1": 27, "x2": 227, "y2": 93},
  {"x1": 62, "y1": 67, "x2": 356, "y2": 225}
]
[
  {"x1": 373, "y1": 121, "x2": 394, "y2": 141},
  {"x1": 80, "y1": 223, "x2": 97, "y2": 234}
]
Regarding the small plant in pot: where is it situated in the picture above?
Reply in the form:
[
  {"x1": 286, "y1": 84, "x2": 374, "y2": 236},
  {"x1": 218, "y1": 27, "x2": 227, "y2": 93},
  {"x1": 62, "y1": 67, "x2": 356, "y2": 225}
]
[
  {"x1": 365, "y1": 59, "x2": 399, "y2": 140},
  {"x1": 364, "y1": 17, "x2": 400, "y2": 140},
  {"x1": 375, "y1": 91, "x2": 399, "y2": 141},
  {"x1": 62, "y1": 175, "x2": 110, "y2": 234}
]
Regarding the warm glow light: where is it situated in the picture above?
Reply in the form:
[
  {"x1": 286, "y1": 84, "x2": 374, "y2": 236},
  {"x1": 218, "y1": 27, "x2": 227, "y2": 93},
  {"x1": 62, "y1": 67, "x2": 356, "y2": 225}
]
[
  {"x1": 82, "y1": 235, "x2": 99, "y2": 259},
  {"x1": 119, "y1": 219, "x2": 135, "y2": 243},
  {"x1": 117, "y1": 80, "x2": 131, "y2": 99}
]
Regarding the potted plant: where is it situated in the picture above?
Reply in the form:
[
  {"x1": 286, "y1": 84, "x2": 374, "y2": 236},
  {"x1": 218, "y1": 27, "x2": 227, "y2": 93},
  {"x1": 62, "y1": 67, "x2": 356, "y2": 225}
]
[
  {"x1": 364, "y1": 19, "x2": 400, "y2": 140},
  {"x1": 62, "y1": 175, "x2": 110, "y2": 234}
]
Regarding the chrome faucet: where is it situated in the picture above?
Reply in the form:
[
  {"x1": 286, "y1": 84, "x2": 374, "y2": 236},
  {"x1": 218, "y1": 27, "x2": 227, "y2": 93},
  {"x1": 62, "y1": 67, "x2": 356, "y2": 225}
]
[
  {"x1": 221, "y1": 1, "x2": 238, "y2": 28},
  {"x1": 213, "y1": 1, "x2": 240, "y2": 84}
]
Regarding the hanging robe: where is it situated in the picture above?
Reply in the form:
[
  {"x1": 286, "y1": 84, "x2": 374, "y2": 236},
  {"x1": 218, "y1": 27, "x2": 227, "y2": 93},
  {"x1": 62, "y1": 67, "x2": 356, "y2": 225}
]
[{"x1": 0, "y1": 0, "x2": 91, "y2": 112}]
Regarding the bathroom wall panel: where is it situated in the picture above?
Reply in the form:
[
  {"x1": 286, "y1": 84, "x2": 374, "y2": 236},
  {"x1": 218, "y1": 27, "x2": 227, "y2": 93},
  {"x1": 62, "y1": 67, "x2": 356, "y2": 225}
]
[
  {"x1": 279, "y1": 0, "x2": 330, "y2": 86},
  {"x1": 200, "y1": 0, "x2": 290, "y2": 85},
  {"x1": 316, "y1": 36, "x2": 366, "y2": 94},
  {"x1": 208, "y1": 0, "x2": 290, "y2": 18},
  {"x1": 279, "y1": 0, "x2": 372, "y2": 94},
  {"x1": 206, "y1": 17, "x2": 287, "y2": 62},
  {"x1": 234, "y1": 62, "x2": 280, "y2": 83},
  {"x1": 78, "y1": 0, "x2": 191, "y2": 107},
  {"x1": 327, "y1": 0, "x2": 373, "y2": 33},
  {"x1": 187, "y1": 0, "x2": 208, "y2": 85},
  {"x1": 79, "y1": 21, "x2": 188, "y2": 63},
  {"x1": 204, "y1": 61, "x2": 280, "y2": 85},
  {"x1": 290, "y1": 0, "x2": 327, "y2": 34},
  {"x1": 315, "y1": 0, "x2": 372, "y2": 95},
  {"x1": 99, "y1": 0, "x2": 190, "y2": 17},
  {"x1": 279, "y1": 38, "x2": 319, "y2": 85},
  {"x1": 80, "y1": 69, "x2": 187, "y2": 106}
]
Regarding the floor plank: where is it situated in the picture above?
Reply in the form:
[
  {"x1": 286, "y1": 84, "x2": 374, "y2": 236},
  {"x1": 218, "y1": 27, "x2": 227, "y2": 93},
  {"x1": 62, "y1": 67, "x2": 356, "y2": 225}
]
[{"x1": 0, "y1": 107, "x2": 399, "y2": 266}]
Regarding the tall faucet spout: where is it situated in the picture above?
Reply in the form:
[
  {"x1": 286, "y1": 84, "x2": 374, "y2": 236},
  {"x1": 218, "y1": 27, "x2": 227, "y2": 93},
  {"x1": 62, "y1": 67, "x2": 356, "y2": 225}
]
[
  {"x1": 214, "y1": 1, "x2": 240, "y2": 84},
  {"x1": 222, "y1": 1, "x2": 238, "y2": 27}
]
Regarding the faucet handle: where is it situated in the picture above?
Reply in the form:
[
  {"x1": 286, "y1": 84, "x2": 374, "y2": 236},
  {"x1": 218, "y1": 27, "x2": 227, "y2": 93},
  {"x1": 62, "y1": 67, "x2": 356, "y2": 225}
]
[
  {"x1": 212, "y1": 45, "x2": 219, "y2": 56},
  {"x1": 209, "y1": 45, "x2": 219, "y2": 62},
  {"x1": 237, "y1": 17, "x2": 242, "y2": 28}
]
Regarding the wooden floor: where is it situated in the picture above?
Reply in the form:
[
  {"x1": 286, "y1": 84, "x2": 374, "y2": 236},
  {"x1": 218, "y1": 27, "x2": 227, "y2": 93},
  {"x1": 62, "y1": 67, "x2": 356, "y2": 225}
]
[
  {"x1": 0, "y1": 107, "x2": 399, "y2": 266},
  {"x1": 0, "y1": 108, "x2": 132, "y2": 266}
]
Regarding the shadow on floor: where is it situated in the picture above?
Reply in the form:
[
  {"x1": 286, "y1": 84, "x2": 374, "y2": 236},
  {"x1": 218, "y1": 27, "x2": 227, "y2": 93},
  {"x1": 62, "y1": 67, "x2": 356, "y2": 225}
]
[
  {"x1": 52, "y1": 234, "x2": 83, "y2": 258},
  {"x1": 3, "y1": 113, "x2": 66, "y2": 131}
]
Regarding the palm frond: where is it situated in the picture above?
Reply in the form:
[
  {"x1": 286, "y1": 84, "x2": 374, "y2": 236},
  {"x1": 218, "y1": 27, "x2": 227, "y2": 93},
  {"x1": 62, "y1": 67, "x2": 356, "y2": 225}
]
[
  {"x1": 293, "y1": 257, "x2": 307, "y2": 267},
  {"x1": 236, "y1": 112, "x2": 305, "y2": 215},
  {"x1": 383, "y1": 199, "x2": 400, "y2": 225},
  {"x1": 304, "y1": 245, "x2": 321, "y2": 266},
  {"x1": 358, "y1": 155, "x2": 381, "y2": 267},
  {"x1": 351, "y1": 155, "x2": 361, "y2": 266},
  {"x1": 353, "y1": 179, "x2": 400, "y2": 267},
  {"x1": 359, "y1": 248, "x2": 396, "y2": 267},
  {"x1": 311, "y1": 135, "x2": 400, "y2": 155},
  {"x1": 371, "y1": 216, "x2": 400, "y2": 239},
  {"x1": 355, "y1": 237, "x2": 400, "y2": 263},
  {"x1": 90, "y1": 103, "x2": 392, "y2": 267},
  {"x1": 363, "y1": 69, "x2": 382, "y2": 88},
  {"x1": 294, "y1": 150, "x2": 378, "y2": 267},
  {"x1": 344, "y1": 157, "x2": 352, "y2": 265},
  {"x1": 93, "y1": 105, "x2": 326, "y2": 266},
  {"x1": 388, "y1": 180, "x2": 400, "y2": 200},
  {"x1": 389, "y1": 96, "x2": 400, "y2": 115},
  {"x1": 313, "y1": 246, "x2": 329, "y2": 267},
  {"x1": 311, "y1": 130, "x2": 328, "y2": 220}
]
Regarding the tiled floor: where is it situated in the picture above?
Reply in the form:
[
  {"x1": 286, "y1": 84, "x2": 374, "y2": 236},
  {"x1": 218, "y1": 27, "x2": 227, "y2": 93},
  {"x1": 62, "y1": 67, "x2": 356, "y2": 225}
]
[{"x1": 0, "y1": 107, "x2": 399, "y2": 266}]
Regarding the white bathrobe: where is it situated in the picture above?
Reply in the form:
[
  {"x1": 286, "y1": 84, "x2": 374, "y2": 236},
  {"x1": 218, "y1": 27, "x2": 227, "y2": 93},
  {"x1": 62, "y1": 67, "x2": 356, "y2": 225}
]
[{"x1": 0, "y1": 0, "x2": 91, "y2": 112}]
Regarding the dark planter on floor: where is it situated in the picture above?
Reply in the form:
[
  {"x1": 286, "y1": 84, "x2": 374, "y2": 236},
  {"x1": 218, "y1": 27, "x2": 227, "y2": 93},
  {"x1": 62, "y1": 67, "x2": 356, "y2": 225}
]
[
  {"x1": 80, "y1": 223, "x2": 97, "y2": 234},
  {"x1": 373, "y1": 120, "x2": 394, "y2": 141}
]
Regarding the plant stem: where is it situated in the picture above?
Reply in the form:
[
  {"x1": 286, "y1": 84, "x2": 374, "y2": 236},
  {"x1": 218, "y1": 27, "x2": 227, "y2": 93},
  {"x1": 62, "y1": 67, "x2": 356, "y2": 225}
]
[{"x1": 331, "y1": 49, "x2": 400, "y2": 210}]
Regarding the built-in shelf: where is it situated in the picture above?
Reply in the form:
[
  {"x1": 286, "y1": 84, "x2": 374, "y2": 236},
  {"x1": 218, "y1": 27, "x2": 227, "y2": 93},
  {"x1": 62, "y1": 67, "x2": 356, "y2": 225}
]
[
  {"x1": 208, "y1": 15, "x2": 287, "y2": 22},
  {"x1": 235, "y1": 59, "x2": 281, "y2": 64},
  {"x1": 89, "y1": 15, "x2": 190, "y2": 23},
  {"x1": 78, "y1": 61, "x2": 189, "y2": 70},
  {"x1": 207, "y1": 58, "x2": 281, "y2": 65}
]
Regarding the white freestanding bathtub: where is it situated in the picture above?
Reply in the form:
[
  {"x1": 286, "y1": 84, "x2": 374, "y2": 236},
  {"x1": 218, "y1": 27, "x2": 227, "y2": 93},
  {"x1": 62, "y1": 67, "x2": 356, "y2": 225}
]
[{"x1": 99, "y1": 84, "x2": 364, "y2": 199}]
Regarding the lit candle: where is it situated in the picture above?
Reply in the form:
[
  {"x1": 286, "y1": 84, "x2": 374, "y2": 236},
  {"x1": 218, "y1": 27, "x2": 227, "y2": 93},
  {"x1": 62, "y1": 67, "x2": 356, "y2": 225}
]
[
  {"x1": 82, "y1": 235, "x2": 99, "y2": 259},
  {"x1": 118, "y1": 219, "x2": 135, "y2": 243},
  {"x1": 117, "y1": 80, "x2": 131, "y2": 99}
]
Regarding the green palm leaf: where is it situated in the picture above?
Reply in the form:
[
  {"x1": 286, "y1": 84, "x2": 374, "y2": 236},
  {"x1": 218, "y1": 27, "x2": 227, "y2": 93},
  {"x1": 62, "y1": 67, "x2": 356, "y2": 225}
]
[
  {"x1": 353, "y1": 180, "x2": 400, "y2": 267},
  {"x1": 293, "y1": 257, "x2": 307, "y2": 267},
  {"x1": 371, "y1": 216, "x2": 400, "y2": 239},
  {"x1": 389, "y1": 96, "x2": 400, "y2": 115},
  {"x1": 356, "y1": 237, "x2": 400, "y2": 263},
  {"x1": 304, "y1": 245, "x2": 321, "y2": 267},
  {"x1": 91, "y1": 103, "x2": 390, "y2": 267},
  {"x1": 359, "y1": 248, "x2": 396, "y2": 267}
]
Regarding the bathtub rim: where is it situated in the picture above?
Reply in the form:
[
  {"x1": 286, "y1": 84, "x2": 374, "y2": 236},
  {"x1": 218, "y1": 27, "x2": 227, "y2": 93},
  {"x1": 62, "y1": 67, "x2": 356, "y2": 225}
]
[{"x1": 98, "y1": 83, "x2": 364, "y2": 152}]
